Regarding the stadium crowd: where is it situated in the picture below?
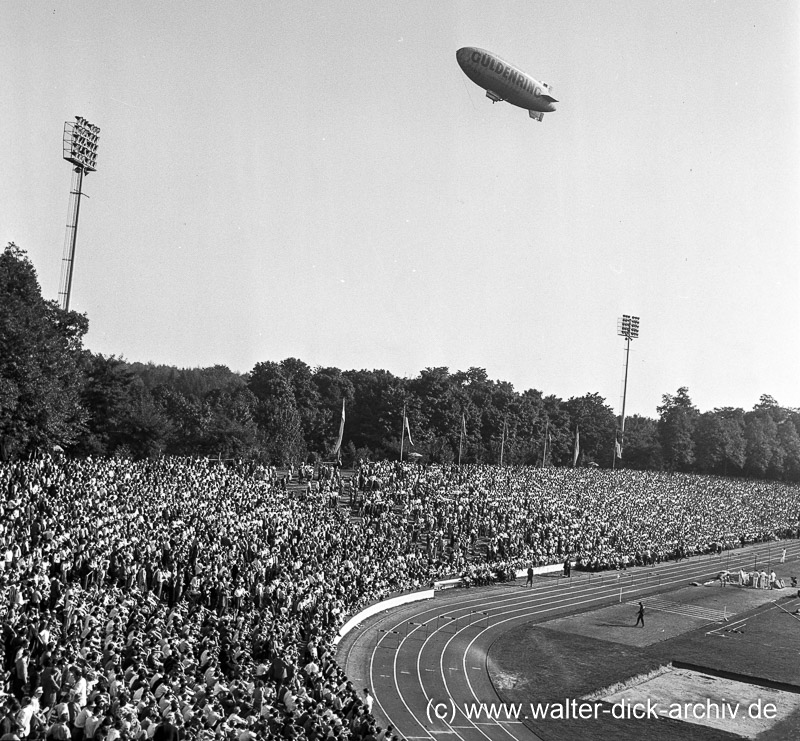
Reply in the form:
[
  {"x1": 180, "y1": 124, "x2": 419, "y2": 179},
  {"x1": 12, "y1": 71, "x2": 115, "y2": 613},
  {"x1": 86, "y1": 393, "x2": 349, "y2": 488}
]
[
  {"x1": 353, "y1": 462, "x2": 800, "y2": 576},
  {"x1": 1, "y1": 456, "x2": 800, "y2": 740}
]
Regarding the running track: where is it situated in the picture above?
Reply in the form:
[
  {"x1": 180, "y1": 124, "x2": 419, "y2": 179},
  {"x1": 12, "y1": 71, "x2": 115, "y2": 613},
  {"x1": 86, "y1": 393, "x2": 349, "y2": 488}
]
[{"x1": 337, "y1": 540, "x2": 800, "y2": 741}]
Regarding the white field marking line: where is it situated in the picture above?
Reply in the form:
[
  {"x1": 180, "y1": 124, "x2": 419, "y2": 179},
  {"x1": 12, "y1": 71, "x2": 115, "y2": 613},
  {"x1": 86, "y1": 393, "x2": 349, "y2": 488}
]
[
  {"x1": 634, "y1": 598, "x2": 734, "y2": 621},
  {"x1": 400, "y1": 568, "x2": 648, "y2": 735},
  {"x1": 407, "y1": 593, "x2": 574, "y2": 741},
  {"x1": 439, "y1": 581, "x2": 679, "y2": 741},
  {"x1": 437, "y1": 624, "x2": 530, "y2": 741},
  {"x1": 440, "y1": 540, "x2": 797, "y2": 622},
  {"x1": 406, "y1": 554, "x2": 739, "y2": 642},
  {"x1": 638, "y1": 596, "x2": 730, "y2": 612},
  {"x1": 383, "y1": 547, "x2": 793, "y2": 730},
  {"x1": 644, "y1": 605, "x2": 730, "y2": 620},
  {"x1": 435, "y1": 614, "x2": 505, "y2": 741},
  {"x1": 367, "y1": 542, "x2": 800, "y2": 740},
  {"x1": 364, "y1": 609, "x2": 406, "y2": 730},
  {"x1": 410, "y1": 579, "x2": 633, "y2": 714},
  {"x1": 421, "y1": 613, "x2": 545, "y2": 741},
  {"x1": 452, "y1": 560, "x2": 786, "y2": 741},
  {"x1": 380, "y1": 541, "x2": 800, "y2": 678},
  {"x1": 387, "y1": 540, "x2": 800, "y2": 639},
  {"x1": 376, "y1": 538, "x2": 799, "y2": 661},
  {"x1": 393, "y1": 615, "x2": 506, "y2": 741},
  {"x1": 417, "y1": 572, "x2": 772, "y2": 741},
  {"x1": 631, "y1": 604, "x2": 728, "y2": 622},
  {"x1": 370, "y1": 622, "x2": 432, "y2": 740},
  {"x1": 772, "y1": 600, "x2": 800, "y2": 623},
  {"x1": 706, "y1": 599, "x2": 800, "y2": 636}
]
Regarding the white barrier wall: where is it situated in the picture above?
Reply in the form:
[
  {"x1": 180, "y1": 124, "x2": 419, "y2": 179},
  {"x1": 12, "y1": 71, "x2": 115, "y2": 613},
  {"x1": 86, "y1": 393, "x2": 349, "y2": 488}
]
[
  {"x1": 517, "y1": 562, "x2": 565, "y2": 578},
  {"x1": 335, "y1": 562, "x2": 569, "y2": 643},
  {"x1": 433, "y1": 562, "x2": 565, "y2": 590},
  {"x1": 334, "y1": 588, "x2": 435, "y2": 644}
]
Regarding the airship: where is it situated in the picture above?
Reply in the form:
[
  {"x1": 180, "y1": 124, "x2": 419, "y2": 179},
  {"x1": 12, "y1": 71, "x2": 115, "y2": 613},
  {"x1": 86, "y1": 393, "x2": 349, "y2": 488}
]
[{"x1": 456, "y1": 47, "x2": 557, "y2": 121}]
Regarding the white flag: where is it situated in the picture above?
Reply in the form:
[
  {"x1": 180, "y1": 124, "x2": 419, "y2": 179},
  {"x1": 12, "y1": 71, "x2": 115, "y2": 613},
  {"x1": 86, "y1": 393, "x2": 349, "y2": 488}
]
[
  {"x1": 572, "y1": 426, "x2": 580, "y2": 467},
  {"x1": 404, "y1": 414, "x2": 414, "y2": 446},
  {"x1": 333, "y1": 399, "x2": 345, "y2": 455}
]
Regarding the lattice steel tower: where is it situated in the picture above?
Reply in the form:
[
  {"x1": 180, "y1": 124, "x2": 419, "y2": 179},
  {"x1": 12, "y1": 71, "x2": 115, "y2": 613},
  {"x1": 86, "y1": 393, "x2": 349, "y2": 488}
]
[
  {"x1": 58, "y1": 116, "x2": 100, "y2": 311},
  {"x1": 613, "y1": 314, "x2": 640, "y2": 468}
]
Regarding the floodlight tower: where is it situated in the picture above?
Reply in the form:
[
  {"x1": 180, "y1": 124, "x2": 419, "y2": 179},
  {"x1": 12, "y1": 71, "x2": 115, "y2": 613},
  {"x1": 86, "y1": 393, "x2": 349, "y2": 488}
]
[
  {"x1": 58, "y1": 116, "x2": 100, "y2": 311},
  {"x1": 613, "y1": 314, "x2": 640, "y2": 469}
]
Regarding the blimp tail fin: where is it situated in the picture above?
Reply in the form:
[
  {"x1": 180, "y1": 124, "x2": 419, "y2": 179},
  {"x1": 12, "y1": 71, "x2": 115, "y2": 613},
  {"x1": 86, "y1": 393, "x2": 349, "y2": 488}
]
[
  {"x1": 540, "y1": 82, "x2": 558, "y2": 103},
  {"x1": 529, "y1": 110, "x2": 544, "y2": 122}
]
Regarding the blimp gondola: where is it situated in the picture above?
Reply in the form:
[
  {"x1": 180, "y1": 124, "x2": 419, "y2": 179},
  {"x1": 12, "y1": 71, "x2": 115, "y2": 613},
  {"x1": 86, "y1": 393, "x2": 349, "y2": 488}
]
[{"x1": 456, "y1": 47, "x2": 557, "y2": 121}]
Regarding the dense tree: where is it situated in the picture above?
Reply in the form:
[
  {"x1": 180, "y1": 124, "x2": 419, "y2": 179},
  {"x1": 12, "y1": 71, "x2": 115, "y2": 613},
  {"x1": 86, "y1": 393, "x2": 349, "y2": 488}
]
[
  {"x1": 75, "y1": 354, "x2": 141, "y2": 456},
  {"x1": 127, "y1": 362, "x2": 245, "y2": 398},
  {"x1": 618, "y1": 415, "x2": 662, "y2": 470},
  {"x1": 564, "y1": 393, "x2": 616, "y2": 466},
  {"x1": 693, "y1": 408, "x2": 746, "y2": 476},
  {"x1": 540, "y1": 394, "x2": 571, "y2": 467},
  {"x1": 778, "y1": 417, "x2": 800, "y2": 481},
  {"x1": 658, "y1": 387, "x2": 698, "y2": 471},
  {"x1": 150, "y1": 385, "x2": 202, "y2": 454},
  {"x1": 342, "y1": 369, "x2": 405, "y2": 458},
  {"x1": 309, "y1": 366, "x2": 355, "y2": 454},
  {"x1": 5, "y1": 245, "x2": 800, "y2": 478},
  {"x1": 280, "y1": 358, "x2": 323, "y2": 451},
  {"x1": 744, "y1": 414, "x2": 775, "y2": 477},
  {"x1": 112, "y1": 383, "x2": 173, "y2": 459},
  {"x1": 195, "y1": 386, "x2": 260, "y2": 459},
  {"x1": 409, "y1": 368, "x2": 470, "y2": 462},
  {"x1": 517, "y1": 389, "x2": 549, "y2": 465},
  {"x1": 247, "y1": 362, "x2": 305, "y2": 463},
  {"x1": 0, "y1": 244, "x2": 88, "y2": 459}
]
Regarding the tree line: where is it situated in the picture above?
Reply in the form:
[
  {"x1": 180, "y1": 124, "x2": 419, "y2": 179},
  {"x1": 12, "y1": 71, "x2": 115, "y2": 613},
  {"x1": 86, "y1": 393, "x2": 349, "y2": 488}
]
[{"x1": 2, "y1": 243, "x2": 799, "y2": 481}]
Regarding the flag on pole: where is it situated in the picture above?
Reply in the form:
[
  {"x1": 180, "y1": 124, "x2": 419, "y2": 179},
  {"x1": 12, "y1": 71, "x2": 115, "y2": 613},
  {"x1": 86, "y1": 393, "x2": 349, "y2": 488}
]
[
  {"x1": 542, "y1": 418, "x2": 549, "y2": 467},
  {"x1": 459, "y1": 414, "x2": 467, "y2": 465},
  {"x1": 404, "y1": 414, "x2": 414, "y2": 446},
  {"x1": 615, "y1": 440, "x2": 622, "y2": 459},
  {"x1": 500, "y1": 417, "x2": 507, "y2": 466},
  {"x1": 572, "y1": 426, "x2": 580, "y2": 467},
  {"x1": 333, "y1": 399, "x2": 345, "y2": 455}
]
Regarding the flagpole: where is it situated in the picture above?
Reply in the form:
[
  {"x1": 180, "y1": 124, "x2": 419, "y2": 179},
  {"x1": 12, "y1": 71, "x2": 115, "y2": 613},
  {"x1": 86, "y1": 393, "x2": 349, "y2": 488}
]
[
  {"x1": 333, "y1": 399, "x2": 346, "y2": 461},
  {"x1": 541, "y1": 418, "x2": 549, "y2": 467},
  {"x1": 400, "y1": 403, "x2": 406, "y2": 462},
  {"x1": 572, "y1": 425, "x2": 580, "y2": 468},
  {"x1": 459, "y1": 414, "x2": 465, "y2": 466},
  {"x1": 500, "y1": 415, "x2": 507, "y2": 466}
]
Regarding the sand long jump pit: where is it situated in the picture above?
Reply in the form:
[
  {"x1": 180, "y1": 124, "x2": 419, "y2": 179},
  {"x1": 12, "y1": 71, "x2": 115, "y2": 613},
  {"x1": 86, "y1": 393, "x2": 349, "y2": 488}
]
[{"x1": 593, "y1": 664, "x2": 800, "y2": 738}]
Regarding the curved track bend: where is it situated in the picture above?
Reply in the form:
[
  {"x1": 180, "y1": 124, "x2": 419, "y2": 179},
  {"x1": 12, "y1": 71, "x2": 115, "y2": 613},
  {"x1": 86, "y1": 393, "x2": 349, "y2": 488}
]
[{"x1": 338, "y1": 541, "x2": 800, "y2": 741}]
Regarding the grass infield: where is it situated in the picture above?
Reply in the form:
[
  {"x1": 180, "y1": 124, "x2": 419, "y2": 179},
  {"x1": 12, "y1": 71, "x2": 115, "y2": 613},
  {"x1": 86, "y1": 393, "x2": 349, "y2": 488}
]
[{"x1": 489, "y1": 583, "x2": 800, "y2": 741}]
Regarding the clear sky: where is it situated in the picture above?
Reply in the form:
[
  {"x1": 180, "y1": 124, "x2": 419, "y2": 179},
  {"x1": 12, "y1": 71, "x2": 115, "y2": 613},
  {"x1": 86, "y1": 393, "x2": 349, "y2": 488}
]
[{"x1": 2, "y1": 1, "x2": 798, "y2": 418}]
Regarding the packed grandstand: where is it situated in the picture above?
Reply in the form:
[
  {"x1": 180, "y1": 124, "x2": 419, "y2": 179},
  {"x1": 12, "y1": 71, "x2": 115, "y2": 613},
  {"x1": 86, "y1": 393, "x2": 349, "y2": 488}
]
[{"x1": 1, "y1": 456, "x2": 799, "y2": 740}]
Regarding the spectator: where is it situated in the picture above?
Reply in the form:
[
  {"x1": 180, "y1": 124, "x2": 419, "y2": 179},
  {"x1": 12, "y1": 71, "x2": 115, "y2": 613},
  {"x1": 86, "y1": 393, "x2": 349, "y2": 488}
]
[{"x1": 0, "y1": 454, "x2": 798, "y2": 741}]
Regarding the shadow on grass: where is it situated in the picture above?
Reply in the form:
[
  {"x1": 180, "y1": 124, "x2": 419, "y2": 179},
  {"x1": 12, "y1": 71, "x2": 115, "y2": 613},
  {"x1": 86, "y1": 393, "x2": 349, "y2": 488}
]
[{"x1": 598, "y1": 622, "x2": 637, "y2": 628}]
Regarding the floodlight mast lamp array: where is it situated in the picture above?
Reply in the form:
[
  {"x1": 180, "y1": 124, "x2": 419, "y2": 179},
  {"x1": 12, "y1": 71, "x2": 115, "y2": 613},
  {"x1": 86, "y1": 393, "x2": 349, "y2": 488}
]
[
  {"x1": 613, "y1": 315, "x2": 640, "y2": 469},
  {"x1": 58, "y1": 116, "x2": 100, "y2": 312}
]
